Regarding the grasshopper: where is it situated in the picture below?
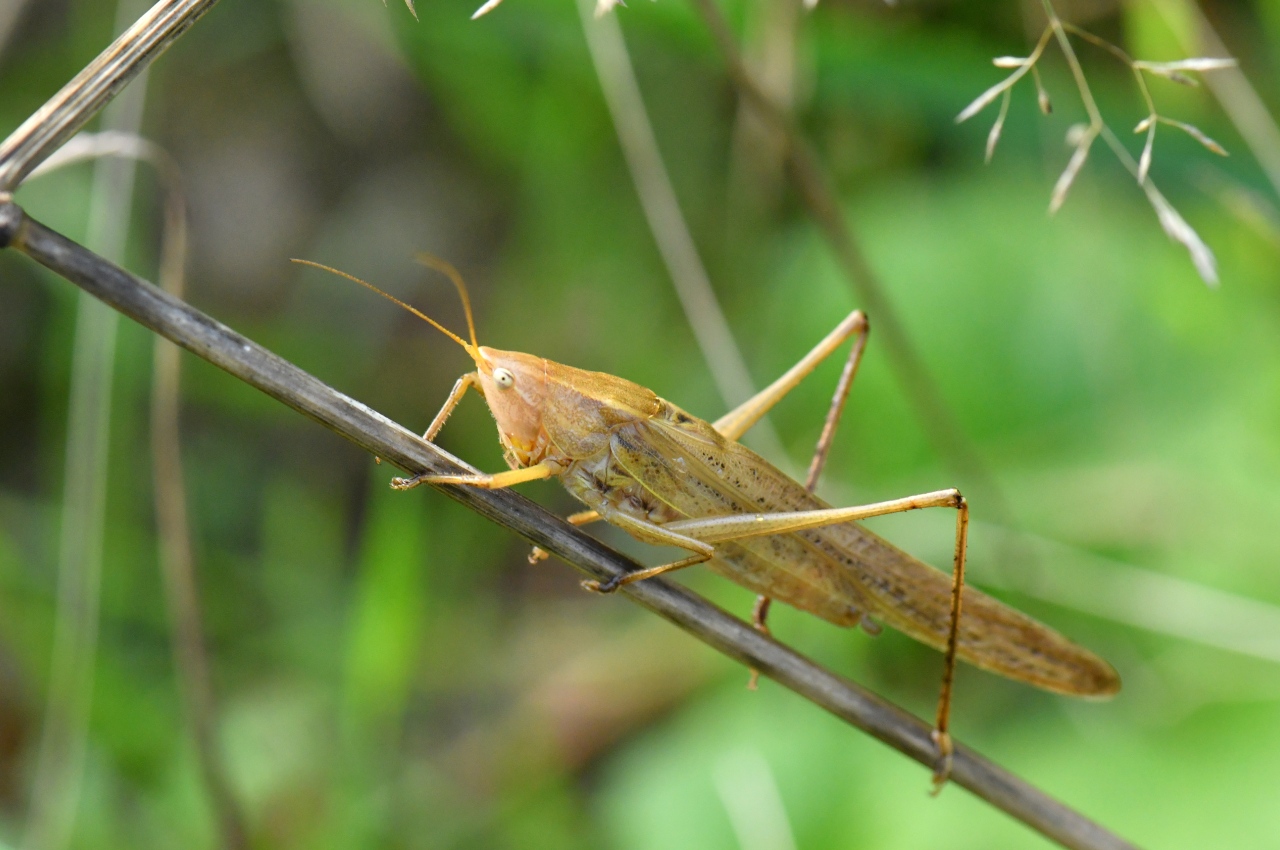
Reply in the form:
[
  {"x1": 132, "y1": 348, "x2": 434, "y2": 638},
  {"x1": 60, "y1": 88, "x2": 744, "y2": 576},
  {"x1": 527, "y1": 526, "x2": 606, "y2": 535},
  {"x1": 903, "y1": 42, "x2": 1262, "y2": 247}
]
[{"x1": 295, "y1": 258, "x2": 1120, "y2": 789}]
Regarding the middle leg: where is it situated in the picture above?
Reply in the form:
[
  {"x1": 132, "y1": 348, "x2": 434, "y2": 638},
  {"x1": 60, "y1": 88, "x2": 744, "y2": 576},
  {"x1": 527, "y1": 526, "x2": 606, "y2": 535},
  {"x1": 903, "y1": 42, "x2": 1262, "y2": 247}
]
[{"x1": 528, "y1": 510, "x2": 602, "y2": 564}]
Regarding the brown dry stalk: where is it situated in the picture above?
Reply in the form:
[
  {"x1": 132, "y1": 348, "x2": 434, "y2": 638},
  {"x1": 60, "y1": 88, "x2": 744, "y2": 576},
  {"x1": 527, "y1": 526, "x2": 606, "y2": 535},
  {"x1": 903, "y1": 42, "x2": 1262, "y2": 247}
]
[
  {"x1": 0, "y1": 0, "x2": 220, "y2": 192},
  {"x1": 146, "y1": 159, "x2": 250, "y2": 850},
  {"x1": 22, "y1": 4, "x2": 156, "y2": 846}
]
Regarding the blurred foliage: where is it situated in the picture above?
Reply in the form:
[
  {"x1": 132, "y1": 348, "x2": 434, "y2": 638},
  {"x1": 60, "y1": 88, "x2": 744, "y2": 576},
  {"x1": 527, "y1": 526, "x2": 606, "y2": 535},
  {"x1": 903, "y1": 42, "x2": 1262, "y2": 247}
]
[{"x1": 1, "y1": 0, "x2": 1279, "y2": 847}]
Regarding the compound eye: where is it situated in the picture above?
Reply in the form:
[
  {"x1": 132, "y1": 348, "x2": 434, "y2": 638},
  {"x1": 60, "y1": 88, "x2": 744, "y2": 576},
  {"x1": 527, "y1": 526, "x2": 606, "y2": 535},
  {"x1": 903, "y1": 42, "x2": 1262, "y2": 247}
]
[{"x1": 493, "y1": 367, "x2": 515, "y2": 390}]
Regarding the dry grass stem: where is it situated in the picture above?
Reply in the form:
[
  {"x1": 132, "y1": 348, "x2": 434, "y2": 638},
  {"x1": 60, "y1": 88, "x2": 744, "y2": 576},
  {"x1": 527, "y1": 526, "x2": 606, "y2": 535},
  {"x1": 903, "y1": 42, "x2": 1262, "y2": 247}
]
[
  {"x1": 140, "y1": 140, "x2": 249, "y2": 850},
  {"x1": 1050, "y1": 126, "x2": 1096, "y2": 213},
  {"x1": 0, "y1": 38, "x2": 258, "y2": 840},
  {"x1": 22, "y1": 6, "x2": 152, "y2": 846},
  {"x1": 0, "y1": 0, "x2": 220, "y2": 192}
]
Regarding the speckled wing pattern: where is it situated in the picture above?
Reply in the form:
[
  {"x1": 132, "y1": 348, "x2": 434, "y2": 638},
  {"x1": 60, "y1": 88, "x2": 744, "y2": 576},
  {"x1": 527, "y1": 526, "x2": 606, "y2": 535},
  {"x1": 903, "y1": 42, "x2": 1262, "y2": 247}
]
[{"x1": 607, "y1": 402, "x2": 1119, "y2": 697}]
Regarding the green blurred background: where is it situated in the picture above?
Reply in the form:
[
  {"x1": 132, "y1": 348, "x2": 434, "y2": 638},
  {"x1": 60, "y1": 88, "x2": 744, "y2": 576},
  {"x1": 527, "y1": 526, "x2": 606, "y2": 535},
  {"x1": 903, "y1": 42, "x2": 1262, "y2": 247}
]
[{"x1": 1, "y1": 0, "x2": 1279, "y2": 847}]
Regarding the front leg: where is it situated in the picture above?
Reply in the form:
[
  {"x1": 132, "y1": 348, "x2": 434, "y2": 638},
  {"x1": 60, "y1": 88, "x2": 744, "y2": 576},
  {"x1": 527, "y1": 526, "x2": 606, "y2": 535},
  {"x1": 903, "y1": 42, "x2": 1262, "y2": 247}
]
[
  {"x1": 390, "y1": 372, "x2": 480, "y2": 490},
  {"x1": 423, "y1": 373, "x2": 481, "y2": 442}
]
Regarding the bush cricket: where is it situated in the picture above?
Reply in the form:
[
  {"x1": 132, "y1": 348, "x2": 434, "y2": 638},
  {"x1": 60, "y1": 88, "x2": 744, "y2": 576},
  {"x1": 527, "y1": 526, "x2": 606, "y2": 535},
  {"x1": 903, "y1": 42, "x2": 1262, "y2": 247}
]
[{"x1": 294, "y1": 257, "x2": 1121, "y2": 790}]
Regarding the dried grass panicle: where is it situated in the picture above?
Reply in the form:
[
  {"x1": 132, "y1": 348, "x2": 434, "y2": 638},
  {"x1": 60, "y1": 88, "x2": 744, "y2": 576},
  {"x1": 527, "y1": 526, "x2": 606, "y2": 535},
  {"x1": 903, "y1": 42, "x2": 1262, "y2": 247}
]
[
  {"x1": 956, "y1": 0, "x2": 1235, "y2": 285},
  {"x1": 1160, "y1": 117, "x2": 1228, "y2": 156},
  {"x1": 1133, "y1": 57, "x2": 1238, "y2": 80},
  {"x1": 985, "y1": 89, "x2": 1011, "y2": 164},
  {"x1": 1050, "y1": 126, "x2": 1096, "y2": 214},
  {"x1": 382, "y1": 0, "x2": 418, "y2": 20}
]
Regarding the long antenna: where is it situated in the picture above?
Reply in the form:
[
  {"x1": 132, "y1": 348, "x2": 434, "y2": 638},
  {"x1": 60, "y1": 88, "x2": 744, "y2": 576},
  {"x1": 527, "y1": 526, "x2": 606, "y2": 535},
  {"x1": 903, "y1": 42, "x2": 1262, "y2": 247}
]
[
  {"x1": 414, "y1": 253, "x2": 479, "y2": 352},
  {"x1": 291, "y1": 259, "x2": 477, "y2": 357}
]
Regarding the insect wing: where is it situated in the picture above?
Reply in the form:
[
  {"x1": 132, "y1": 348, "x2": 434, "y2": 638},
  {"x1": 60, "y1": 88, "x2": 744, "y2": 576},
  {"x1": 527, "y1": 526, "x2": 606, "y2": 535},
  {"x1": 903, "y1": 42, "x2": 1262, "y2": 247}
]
[
  {"x1": 633, "y1": 409, "x2": 1119, "y2": 697},
  {"x1": 609, "y1": 414, "x2": 877, "y2": 623}
]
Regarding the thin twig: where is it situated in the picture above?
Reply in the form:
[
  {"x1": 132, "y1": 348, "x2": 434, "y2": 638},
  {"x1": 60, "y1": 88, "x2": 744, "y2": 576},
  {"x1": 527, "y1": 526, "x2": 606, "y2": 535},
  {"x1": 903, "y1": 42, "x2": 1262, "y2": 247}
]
[
  {"x1": 576, "y1": 0, "x2": 789, "y2": 466},
  {"x1": 687, "y1": 0, "x2": 1014, "y2": 522},
  {"x1": 0, "y1": 200, "x2": 1140, "y2": 850},
  {"x1": 0, "y1": 0, "x2": 220, "y2": 192}
]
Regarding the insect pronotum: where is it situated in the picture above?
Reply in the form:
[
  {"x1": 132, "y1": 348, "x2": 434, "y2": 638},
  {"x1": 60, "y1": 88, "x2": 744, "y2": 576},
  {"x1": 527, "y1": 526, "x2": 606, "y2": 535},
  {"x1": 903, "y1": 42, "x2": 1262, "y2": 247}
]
[{"x1": 294, "y1": 257, "x2": 1121, "y2": 790}]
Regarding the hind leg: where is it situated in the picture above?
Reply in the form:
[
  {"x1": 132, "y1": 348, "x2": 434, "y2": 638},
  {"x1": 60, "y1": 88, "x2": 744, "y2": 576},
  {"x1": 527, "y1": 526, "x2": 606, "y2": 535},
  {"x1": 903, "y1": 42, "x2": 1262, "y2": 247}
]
[{"x1": 721, "y1": 313, "x2": 870, "y2": 686}]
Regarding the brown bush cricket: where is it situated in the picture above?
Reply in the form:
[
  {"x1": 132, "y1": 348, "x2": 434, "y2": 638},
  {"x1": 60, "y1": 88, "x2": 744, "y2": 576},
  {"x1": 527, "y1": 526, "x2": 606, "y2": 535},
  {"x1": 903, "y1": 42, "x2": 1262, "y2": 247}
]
[{"x1": 295, "y1": 257, "x2": 1120, "y2": 790}]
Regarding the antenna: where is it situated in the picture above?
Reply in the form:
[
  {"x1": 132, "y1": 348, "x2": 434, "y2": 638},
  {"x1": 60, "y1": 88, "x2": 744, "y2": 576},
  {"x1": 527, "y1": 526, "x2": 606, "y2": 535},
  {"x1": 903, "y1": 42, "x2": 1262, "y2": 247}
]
[
  {"x1": 291, "y1": 259, "x2": 477, "y2": 357},
  {"x1": 414, "y1": 253, "x2": 479, "y2": 352}
]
